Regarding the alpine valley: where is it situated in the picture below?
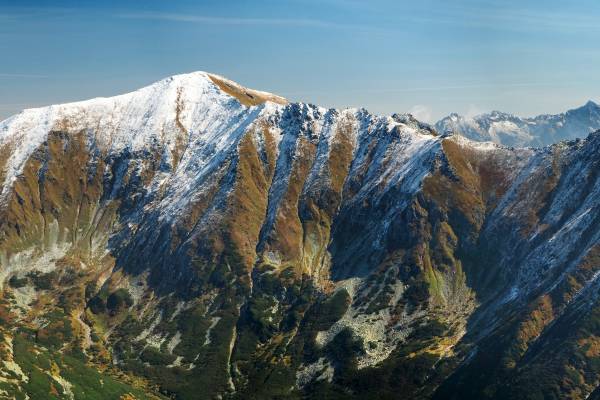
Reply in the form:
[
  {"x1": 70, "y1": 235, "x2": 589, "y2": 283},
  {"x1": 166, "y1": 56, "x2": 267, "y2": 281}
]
[{"x1": 0, "y1": 72, "x2": 599, "y2": 400}]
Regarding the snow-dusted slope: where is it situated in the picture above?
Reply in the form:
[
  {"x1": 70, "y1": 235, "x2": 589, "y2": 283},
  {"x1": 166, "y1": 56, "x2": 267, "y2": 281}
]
[
  {"x1": 0, "y1": 72, "x2": 274, "y2": 200},
  {"x1": 436, "y1": 101, "x2": 600, "y2": 147}
]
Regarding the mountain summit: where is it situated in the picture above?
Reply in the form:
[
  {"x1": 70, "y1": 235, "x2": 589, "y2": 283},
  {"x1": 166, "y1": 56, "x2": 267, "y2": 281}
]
[{"x1": 1, "y1": 73, "x2": 599, "y2": 399}]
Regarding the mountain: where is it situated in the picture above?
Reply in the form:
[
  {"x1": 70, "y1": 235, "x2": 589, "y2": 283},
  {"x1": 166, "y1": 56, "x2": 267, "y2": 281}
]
[
  {"x1": 0, "y1": 72, "x2": 599, "y2": 399},
  {"x1": 435, "y1": 100, "x2": 600, "y2": 147}
]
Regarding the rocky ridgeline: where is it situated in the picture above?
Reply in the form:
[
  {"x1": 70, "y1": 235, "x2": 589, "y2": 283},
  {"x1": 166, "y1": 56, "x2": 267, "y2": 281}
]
[{"x1": 0, "y1": 73, "x2": 598, "y2": 399}]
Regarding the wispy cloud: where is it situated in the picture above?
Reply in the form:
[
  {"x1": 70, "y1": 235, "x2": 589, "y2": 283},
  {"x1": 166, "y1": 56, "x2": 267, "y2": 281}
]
[
  {"x1": 0, "y1": 7, "x2": 77, "y2": 20},
  {"x1": 0, "y1": 103, "x2": 31, "y2": 108},
  {"x1": 116, "y1": 12, "x2": 348, "y2": 29},
  {"x1": 0, "y1": 73, "x2": 48, "y2": 78},
  {"x1": 419, "y1": 3, "x2": 600, "y2": 33},
  {"x1": 409, "y1": 105, "x2": 433, "y2": 123},
  {"x1": 465, "y1": 104, "x2": 486, "y2": 119},
  {"x1": 284, "y1": 81, "x2": 581, "y2": 97}
]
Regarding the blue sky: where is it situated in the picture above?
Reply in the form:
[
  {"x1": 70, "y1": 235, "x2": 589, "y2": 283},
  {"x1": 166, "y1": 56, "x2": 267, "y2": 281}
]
[{"x1": 1, "y1": 0, "x2": 600, "y2": 122}]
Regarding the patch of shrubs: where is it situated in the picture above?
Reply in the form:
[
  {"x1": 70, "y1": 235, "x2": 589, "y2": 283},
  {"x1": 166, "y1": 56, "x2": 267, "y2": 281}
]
[
  {"x1": 8, "y1": 275, "x2": 28, "y2": 288},
  {"x1": 28, "y1": 271, "x2": 58, "y2": 291},
  {"x1": 106, "y1": 288, "x2": 134, "y2": 314},
  {"x1": 402, "y1": 279, "x2": 430, "y2": 307},
  {"x1": 140, "y1": 347, "x2": 176, "y2": 366},
  {"x1": 409, "y1": 319, "x2": 449, "y2": 341},
  {"x1": 88, "y1": 287, "x2": 133, "y2": 315}
]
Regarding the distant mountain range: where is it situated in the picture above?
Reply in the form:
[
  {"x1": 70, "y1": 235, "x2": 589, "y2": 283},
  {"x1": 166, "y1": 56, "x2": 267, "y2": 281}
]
[{"x1": 435, "y1": 100, "x2": 600, "y2": 147}]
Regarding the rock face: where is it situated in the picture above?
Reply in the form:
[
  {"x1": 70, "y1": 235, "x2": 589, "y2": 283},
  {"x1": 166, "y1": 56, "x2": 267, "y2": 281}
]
[
  {"x1": 0, "y1": 72, "x2": 599, "y2": 399},
  {"x1": 436, "y1": 101, "x2": 600, "y2": 147}
]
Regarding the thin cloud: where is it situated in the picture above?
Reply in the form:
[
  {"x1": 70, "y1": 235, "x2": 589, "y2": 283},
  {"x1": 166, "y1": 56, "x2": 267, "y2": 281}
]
[
  {"x1": 409, "y1": 105, "x2": 433, "y2": 123},
  {"x1": 0, "y1": 73, "x2": 48, "y2": 78},
  {"x1": 116, "y1": 12, "x2": 349, "y2": 29},
  {"x1": 0, "y1": 103, "x2": 29, "y2": 109},
  {"x1": 0, "y1": 7, "x2": 77, "y2": 19},
  {"x1": 419, "y1": 3, "x2": 600, "y2": 33},
  {"x1": 465, "y1": 104, "x2": 486, "y2": 119},
  {"x1": 284, "y1": 81, "x2": 580, "y2": 97}
]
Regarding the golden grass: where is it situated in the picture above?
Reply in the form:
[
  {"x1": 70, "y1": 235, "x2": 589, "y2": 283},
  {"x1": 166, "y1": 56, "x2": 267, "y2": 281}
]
[
  {"x1": 266, "y1": 137, "x2": 316, "y2": 270},
  {"x1": 208, "y1": 74, "x2": 287, "y2": 107},
  {"x1": 514, "y1": 295, "x2": 554, "y2": 357},
  {"x1": 225, "y1": 130, "x2": 275, "y2": 269}
]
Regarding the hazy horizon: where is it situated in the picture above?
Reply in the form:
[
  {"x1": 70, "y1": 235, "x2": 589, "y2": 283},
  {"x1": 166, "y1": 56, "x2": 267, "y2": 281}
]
[{"x1": 2, "y1": 0, "x2": 600, "y2": 122}]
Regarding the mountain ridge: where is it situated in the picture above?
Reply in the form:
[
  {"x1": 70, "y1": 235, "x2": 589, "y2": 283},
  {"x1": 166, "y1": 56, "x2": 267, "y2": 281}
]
[{"x1": 0, "y1": 72, "x2": 599, "y2": 399}]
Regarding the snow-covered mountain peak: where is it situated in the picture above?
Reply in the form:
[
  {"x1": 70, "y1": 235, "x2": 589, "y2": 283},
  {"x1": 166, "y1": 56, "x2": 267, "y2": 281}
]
[{"x1": 0, "y1": 71, "x2": 287, "y2": 201}]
